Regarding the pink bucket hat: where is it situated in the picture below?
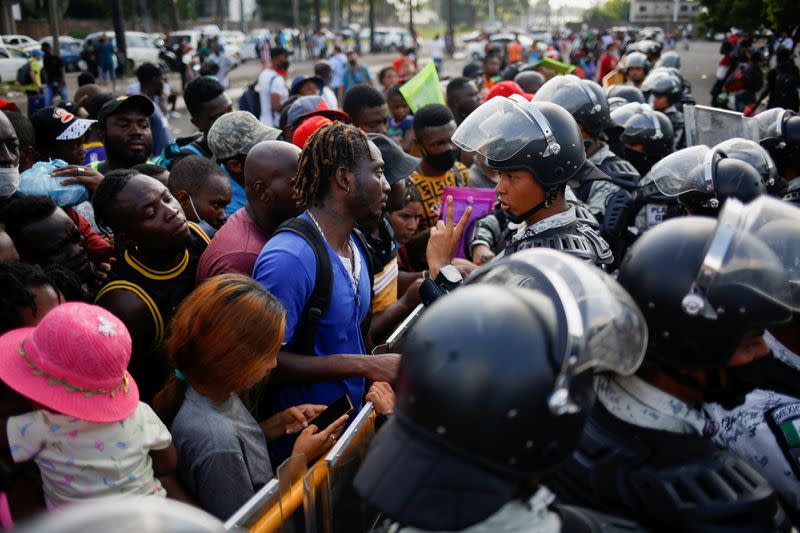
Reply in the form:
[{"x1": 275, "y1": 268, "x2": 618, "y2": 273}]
[{"x1": 0, "y1": 303, "x2": 139, "y2": 423}]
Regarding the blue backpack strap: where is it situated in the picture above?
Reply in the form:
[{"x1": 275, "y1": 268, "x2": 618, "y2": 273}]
[{"x1": 274, "y1": 217, "x2": 333, "y2": 355}]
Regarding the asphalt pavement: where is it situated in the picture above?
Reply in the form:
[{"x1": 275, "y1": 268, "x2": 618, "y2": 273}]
[{"x1": 10, "y1": 40, "x2": 721, "y2": 139}]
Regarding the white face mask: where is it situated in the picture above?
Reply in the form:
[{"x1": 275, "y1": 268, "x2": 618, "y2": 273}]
[{"x1": 0, "y1": 166, "x2": 20, "y2": 199}]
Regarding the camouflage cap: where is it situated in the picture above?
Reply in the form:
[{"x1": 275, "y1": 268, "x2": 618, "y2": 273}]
[{"x1": 208, "y1": 111, "x2": 282, "y2": 161}]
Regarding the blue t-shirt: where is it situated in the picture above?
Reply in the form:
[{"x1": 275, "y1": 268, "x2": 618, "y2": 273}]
[
  {"x1": 225, "y1": 168, "x2": 246, "y2": 217},
  {"x1": 252, "y1": 212, "x2": 371, "y2": 458},
  {"x1": 98, "y1": 42, "x2": 115, "y2": 67}
]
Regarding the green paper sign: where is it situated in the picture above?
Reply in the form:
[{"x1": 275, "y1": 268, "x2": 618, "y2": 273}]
[{"x1": 400, "y1": 61, "x2": 446, "y2": 114}]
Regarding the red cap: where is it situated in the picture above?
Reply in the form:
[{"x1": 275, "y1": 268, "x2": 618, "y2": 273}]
[
  {"x1": 483, "y1": 81, "x2": 533, "y2": 103},
  {"x1": 293, "y1": 116, "x2": 333, "y2": 148}
]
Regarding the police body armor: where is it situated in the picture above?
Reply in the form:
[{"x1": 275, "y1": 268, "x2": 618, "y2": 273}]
[
  {"x1": 573, "y1": 156, "x2": 640, "y2": 201},
  {"x1": 546, "y1": 401, "x2": 791, "y2": 533},
  {"x1": 369, "y1": 503, "x2": 648, "y2": 533},
  {"x1": 502, "y1": 217, "x2": 613, "y2": 266}
]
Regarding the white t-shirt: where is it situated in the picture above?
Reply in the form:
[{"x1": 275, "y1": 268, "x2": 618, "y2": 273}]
[
  {"x1": 431, "y1": 38, "x2": 445, "y2": 59},
  {"x1": 321, "y1": 85, "x2": 339, "y2": 110},
  {"x1": 7, "y1": 402, "x2": 171, "y2": 509},
  {"x1": 257, "y1": 68, "x2": 288, "y2": 127}
]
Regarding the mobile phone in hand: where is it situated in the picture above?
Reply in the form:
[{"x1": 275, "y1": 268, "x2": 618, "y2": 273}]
[{"x1": 308, "y1": 394, "x2": 354, "y2": 432}]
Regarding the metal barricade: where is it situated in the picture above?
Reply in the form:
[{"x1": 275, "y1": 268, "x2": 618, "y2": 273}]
[
  {"x1": 303, "y1": 403, "x2": 380, "y2": 533},
  {"x1": 684, "y1": 104, "x2": 760, "y2": 147},
  {"x1": 225, "y1": 455, "x2": 307, "y2": 533}
]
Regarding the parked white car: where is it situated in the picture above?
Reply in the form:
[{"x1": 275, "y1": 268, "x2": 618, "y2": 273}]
[
  {"x1": 84, "y1": 31, "x2": 162, "y2": 71},
  {"x1": 0, "y1": 43, "x2": 29, "y2": 84},
  {"x1": 1, "y1": 34, "x2": 40, "y2": 52}
]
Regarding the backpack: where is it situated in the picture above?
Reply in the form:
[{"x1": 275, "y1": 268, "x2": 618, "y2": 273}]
[
  {"x1": 275, "y1": 217, "x2": 375, "y2": 354},
  {"x1": 238, "y1": 83, "x2": 261, "y2": 118},
  {"x1": 239, "y1": 70, "x2": 278, "y2": 119},
  {"x1": 16, "y1": 62, "x2": 32, "y2": 85},
  {"x1": 152, "y1": 133, "x2": 205, "y2": 170},
  {"x1": 772, "y1": 65, "x2": 800, "y2": 107}
]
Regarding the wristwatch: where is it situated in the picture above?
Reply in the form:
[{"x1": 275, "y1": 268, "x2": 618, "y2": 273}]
[{"x1": 436, "y1": 265, "x2": 463, "y2": 285}]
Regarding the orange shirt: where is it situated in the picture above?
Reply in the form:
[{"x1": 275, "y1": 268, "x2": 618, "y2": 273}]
[{"x1": 507, "y1": 41, "x2": 523, "y2": 63}]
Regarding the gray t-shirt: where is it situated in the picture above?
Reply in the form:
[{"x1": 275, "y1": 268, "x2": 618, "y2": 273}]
[{"x1": 171, "y1": 385, "x2": 273, "y2": 520}]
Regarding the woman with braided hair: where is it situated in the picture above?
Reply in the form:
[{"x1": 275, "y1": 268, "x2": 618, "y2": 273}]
[{"x1": 252, "y1": 121, "x2": 398, "y2": 462}]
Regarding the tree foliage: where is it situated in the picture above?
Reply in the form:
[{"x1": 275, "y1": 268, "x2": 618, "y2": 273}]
[
  {"x1": 697, "y1": 0, "x2": 798, "y2": 32},
  {"x1": 583, "y1": 0, "x2": 630, "y2": 27}
]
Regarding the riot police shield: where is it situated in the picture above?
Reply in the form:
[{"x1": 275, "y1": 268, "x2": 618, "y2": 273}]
[{"x1": 684, "y1": 105, "x2": 759, "y2": 147}]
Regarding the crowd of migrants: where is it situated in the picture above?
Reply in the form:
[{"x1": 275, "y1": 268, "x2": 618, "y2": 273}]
[{"x1": 0, "y1": 25, "x2": 800, "y2": 532}]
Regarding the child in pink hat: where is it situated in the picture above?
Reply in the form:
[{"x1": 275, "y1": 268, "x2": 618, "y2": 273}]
[{"x1": 0, "y1": 302, "x2": 174, "y2": 509}]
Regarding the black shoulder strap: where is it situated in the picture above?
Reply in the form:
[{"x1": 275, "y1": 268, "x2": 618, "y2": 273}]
[
  {"x1": 275, "y1": 217, "x2": 333, "y2": 355},
  {"x1": 352, "y1": 227, "x2": 375, "y2": 352}
]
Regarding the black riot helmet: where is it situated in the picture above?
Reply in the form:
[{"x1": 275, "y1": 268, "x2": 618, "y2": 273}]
[
  {"x1": 621, "y1": 51, "x2": 649, "y2": 73},
  {"x1": 785, "y1": 179, "x2": 800, "y2": 207},
  {"x1": 655, "y1": 50, "x2": 681, "y2": 69},
  {"x1": 754, "y1": 107, "x2": 800, "y2": 178},
  {"x1": 354, "y1": 250, "x2": 647, "y2": 531},
  {"x1": 453, "y1": 95, "x2": 587, "y2": 192},
  {"x1": 613, "y1": 103, "x2": 674, "y2": 153},
  {"x1": 605, "y1": 84, "x2": 646, "y2": 111},
  {"x1": 714, "y1": 137, "x2": 779, "y2": 190},
  {"x1": 612, "y1": 103, "x2": 674, "y2": 175},
  {"x1": 640, "y1": 68, "x2": 683, "y2": 103},
  {"x1": 618, "y1": 204, "x2": 796, "y2": 369},
  {"x1": 627, "y1": 39, "x2": 662, "y2": 60},
  {"x1": 533, "y1": 74, "x2": 618, "y2": 138},
  {"x1": 648, "y1": 145, "x2": 765, "y2": 216}
]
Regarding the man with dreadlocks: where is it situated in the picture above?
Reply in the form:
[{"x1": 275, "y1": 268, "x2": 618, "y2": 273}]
[{"x1": 252, "y1": 122, "x2": 397, "y2": 461}]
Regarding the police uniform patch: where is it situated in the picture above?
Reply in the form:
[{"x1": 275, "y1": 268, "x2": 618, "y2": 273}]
[{"x1": 766, "y1": 402, "x2": 800, "y2": 480}]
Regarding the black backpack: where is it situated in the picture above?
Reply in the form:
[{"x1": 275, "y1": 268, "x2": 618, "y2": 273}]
[
  {"x1": 275, "y1": 217, "x2": 375, "y2": 354},
  {"x1": 16, "y1": 62, "x2": 32, "y2": 85}
]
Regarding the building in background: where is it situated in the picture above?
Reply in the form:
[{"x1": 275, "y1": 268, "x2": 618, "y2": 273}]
[{"x1": 629, "y1": 0, "x2": 699, "y2": 27}]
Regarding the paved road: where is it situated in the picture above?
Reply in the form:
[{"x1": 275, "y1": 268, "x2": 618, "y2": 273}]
[{"x1": 9, "y1": 40, "x2": 722, "y2": 139}]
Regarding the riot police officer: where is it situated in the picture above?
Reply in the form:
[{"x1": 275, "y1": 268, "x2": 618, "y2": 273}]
[
  {"x1": 654, "y1": 50, "x2": 681, "y2": 69},
  {"x1": 641, "y1": 67, "x2": 686, "y2": 149},
  {"x1": 545, "y1": 213, "x2": 796, "y2": 532},
  {"x1": 354, "y1": 249, "x2": 649, "y2": 532},
  {"x1": 451, "y1": 96, "x2": 611, "y2": 275},
  {"x1": 611, "y1": 102, "x2": 674, "y2": 176},
  {"x1": 702, "y1": 196, "x2": 800, "y2": 517},
  {"x1": 534, "y1": 75, "x2": 640, "y2": 224},
  {"x1": 646, "y1": 144, "x2": 765, "y2": 217},
  {"x1": 621, "y1": 51, "x2": 649, "y2": 88},
  {"x1": 715, "y1": 137, "x2": 781, "y2": 194},
  {"x1": 605, "y1": 84, "x2": 646, "y2": 112},
  {"x1": 754, "y1": 107, "x2": 800, "y2": 193}
]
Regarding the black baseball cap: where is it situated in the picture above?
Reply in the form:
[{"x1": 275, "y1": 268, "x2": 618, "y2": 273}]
[
  {"x1": 368, "y1": 133, "x2": 420, "y2": 185},
  {"x1": 30, "y1": 107, "x2": 96, "y2": 148},
  {"x1": 462, "y1": 63, "x2": 484, "y2": 78},
  {"x1": 97, "y1": 94, "x2": 155, "y2": 127},
  {"x1": 270, "y1": 46, "x2": 292, "y2": 58}
]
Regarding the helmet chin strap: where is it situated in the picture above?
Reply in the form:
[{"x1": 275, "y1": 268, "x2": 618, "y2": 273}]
[{"x1": 505, "y1": 189, "x2": 557, "y2": 224}]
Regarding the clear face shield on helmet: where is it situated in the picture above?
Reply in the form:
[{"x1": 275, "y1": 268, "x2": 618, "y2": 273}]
[
  {"x1": 467, "y1": 248, "x2": 648, "y2": 416},
  {"x1": 648, "y1": 145, "x2": 717, "y2": 199},
  {"x1": 681, "y1": 197, "x2": 800, "y2": 320},
  {"x1": 451, "y1": 95, "x2": 562, "y2": 162}
]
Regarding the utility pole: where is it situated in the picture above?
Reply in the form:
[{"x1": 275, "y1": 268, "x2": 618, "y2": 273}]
[
  {"x1": 111, "y1": 0, "x2": 127, "y2": 74},
  {"x1": 216, "y1": 0, "x2": 225, "y2": 30},
  {"x1": 47, "y1": 0, "x2": 59, "y2": 56},
  {"x1": 368, "y1": 0, "x2": 375, "y2": 52},
  {"x1": 239, "y1": 0, "x2": 245, "y2": 33},
  {"x1": 446, "y1": 0, "x2": 454, "y2": 51},
  {"x1": 314, "y1": 0, "x2": 321, "y2": 31},
  {"x1": 408, "y1": 0, "x2": 414, "y2": 36},
  {"x1": 292, "y1": 0, "x2": 299, "y2": 30}
]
